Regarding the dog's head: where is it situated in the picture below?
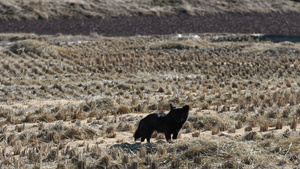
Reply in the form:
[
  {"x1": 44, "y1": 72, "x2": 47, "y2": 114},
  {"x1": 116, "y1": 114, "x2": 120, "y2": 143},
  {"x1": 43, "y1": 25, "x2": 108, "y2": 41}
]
[{"x1": 169, "y1": 104, "x2": 189, "y2": 123}]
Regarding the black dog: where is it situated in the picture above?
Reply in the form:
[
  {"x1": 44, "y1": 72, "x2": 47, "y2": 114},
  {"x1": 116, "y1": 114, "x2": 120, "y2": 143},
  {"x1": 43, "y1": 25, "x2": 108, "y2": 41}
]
[{"x1": 134, "y1": 104, "x2": 189, "y2": 143}]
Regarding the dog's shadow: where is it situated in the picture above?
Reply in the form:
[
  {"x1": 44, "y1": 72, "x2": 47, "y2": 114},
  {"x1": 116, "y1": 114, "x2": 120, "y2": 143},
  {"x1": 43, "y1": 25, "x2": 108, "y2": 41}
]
[
  {"x1": 110, "y1": 142, "x2": 141, "y2": 152},
  {"x1": 110, "y1": 140, "x2": 167, "y2": 153}
]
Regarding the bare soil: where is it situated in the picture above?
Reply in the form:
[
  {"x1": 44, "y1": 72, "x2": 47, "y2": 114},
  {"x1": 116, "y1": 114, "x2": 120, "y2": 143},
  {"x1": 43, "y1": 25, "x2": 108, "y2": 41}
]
[
  {"x1": 1, "y1": 13, "x2": 300, "y2": 36},
  {"x1": 1, "y1": 0, "x2": 300, "y2": 36}
]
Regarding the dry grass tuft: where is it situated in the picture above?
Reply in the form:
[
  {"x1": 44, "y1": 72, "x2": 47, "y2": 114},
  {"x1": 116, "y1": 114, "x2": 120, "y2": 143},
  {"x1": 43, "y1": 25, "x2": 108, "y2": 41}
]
[
  {"x1": 290, "y1": 118, "x2": 298, "y2": 130},
  {"x1": 219, "y1": 123, "x2": 229, "y2": 131},
  {"x1": 260, "y1": 123, "x2": 269, "y2": 132},
  {"x1": 192, "y1": 131, "x2": 200, "y2": 137},
  {"x1": 122, "y1": 155, "x2": 130, "y2": 164},
  {"x1": 244, "y1": 131, "x2": 262, "y2": 140},
  {"x1": 184, "y1": 140, "x2": 217, "y2": 159},
  {"x1": 61, "y1": 128, "x2": 83, "y2": 140},
  {"x1": 211, "y1": 127, "x2": 220, "y2": 135},
  {"x1": 117, "y1": 105, "x2": 130, "y2": 114},
  {"x1": 244, "y1": 125, "x2": 252, "y2": 132},
  {"x1": 276, "y1": 119, "x2": 283, "y2": 129},
  {"x1": 139, "y1": 147, "x2": 146, "y2": 158},
  {"x1": 235, "y1": 121, "x2": 242, "y2": 129},
  {"x1": 106, "y1": 126, "x2": 116, "y2": 138},
  {"x1": 37, "y1": 113, "x2": 56, "y2": 122},
  {"x1": 228, "y1": 127, "x2": 236, "y2": 133}
]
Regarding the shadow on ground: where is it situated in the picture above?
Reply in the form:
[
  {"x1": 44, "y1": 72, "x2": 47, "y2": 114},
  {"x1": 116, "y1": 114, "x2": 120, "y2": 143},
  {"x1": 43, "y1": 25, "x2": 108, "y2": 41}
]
[
  {"x1": 110, "y1": 140, "x2": 168, "y2": 153},
  {"x1": 259, "y1": 35, "x2": 300, "y2": 43}
]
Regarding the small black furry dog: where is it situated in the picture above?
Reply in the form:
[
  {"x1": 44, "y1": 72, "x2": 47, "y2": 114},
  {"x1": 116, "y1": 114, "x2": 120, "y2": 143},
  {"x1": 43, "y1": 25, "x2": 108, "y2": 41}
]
[{"x1": 134, "y1": 104, "x2": 189, "y2": 143}]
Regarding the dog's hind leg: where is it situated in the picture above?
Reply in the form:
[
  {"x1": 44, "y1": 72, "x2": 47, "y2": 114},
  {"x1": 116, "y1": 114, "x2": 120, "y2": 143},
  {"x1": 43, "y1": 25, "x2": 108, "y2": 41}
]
[
  {"x1": 172, "y1": 132, "x2": 179, "y2": 140},
  {"x1": 165, "y1": 132, "x2": 172, "y2": 142}
]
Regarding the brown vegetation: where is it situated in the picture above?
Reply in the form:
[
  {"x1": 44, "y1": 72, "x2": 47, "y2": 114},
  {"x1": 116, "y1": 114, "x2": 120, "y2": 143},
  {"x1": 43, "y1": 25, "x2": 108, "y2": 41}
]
[
  {"x1": 1, "y1": 0, "x2": 300, "y2": 20},
  {"x1": 0, "y1": 33, "x2": 299, "y2": 168}
]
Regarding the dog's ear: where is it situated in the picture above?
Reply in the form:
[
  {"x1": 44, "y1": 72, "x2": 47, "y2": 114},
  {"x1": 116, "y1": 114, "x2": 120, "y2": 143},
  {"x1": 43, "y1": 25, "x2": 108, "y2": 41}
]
[{"x1": 183, "y1": 105, "x2": 189, "y2": 111}]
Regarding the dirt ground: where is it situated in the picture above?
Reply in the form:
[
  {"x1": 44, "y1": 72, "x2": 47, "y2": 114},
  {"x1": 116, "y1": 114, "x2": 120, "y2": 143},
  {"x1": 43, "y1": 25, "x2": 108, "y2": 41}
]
[
  {"x1": 1, "y1": 13, "x2": 300, "y2": 36},
  {"x1": 1, "y1": 0, "x2": 300, "y2": 36}
]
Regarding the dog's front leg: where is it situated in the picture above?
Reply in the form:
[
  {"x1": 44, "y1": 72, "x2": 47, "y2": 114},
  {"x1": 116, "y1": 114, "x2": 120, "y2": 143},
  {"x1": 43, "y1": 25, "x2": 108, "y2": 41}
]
[{"x1": 172, "y1": 132, "x2": 179, "y2": 140}]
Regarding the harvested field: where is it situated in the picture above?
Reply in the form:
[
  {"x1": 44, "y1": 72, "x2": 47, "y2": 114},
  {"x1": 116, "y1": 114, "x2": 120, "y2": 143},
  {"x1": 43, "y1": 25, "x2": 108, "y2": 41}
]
[
  {"x1": 0, "y1": 33, "x2": 299, "y2": 168},
  {"x1": 0, "y1": 0, "x2": 300, "y2": 168}
]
